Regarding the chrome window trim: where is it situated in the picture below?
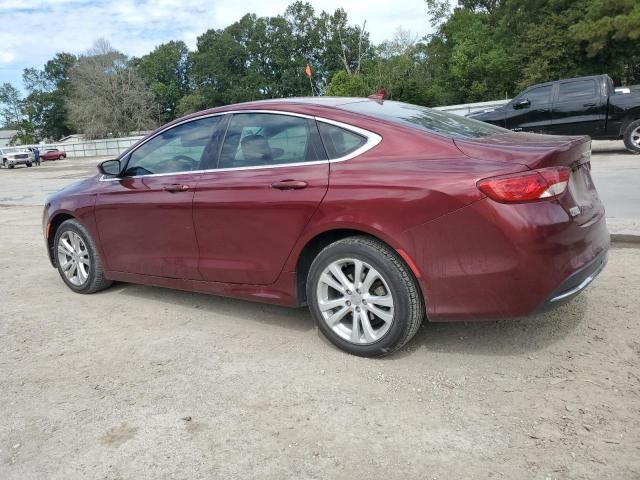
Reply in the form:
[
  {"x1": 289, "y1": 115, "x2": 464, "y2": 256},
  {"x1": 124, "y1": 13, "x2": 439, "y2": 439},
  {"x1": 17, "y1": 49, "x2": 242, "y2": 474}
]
[{"x1": 99, "y1": 109, "x2": 382, "y2": 182}]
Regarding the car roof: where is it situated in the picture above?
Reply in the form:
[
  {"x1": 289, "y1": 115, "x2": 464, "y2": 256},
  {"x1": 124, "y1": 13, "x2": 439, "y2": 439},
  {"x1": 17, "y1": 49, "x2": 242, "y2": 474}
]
[{"x1": 194, "y1": 96, "x2": 371, "y2": 115}]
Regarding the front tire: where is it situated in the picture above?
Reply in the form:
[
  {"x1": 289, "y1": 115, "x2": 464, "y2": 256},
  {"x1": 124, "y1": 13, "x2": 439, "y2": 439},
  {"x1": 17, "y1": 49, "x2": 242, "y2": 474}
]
[
  {"x1": 307, "y1": 236, "x2": 425, "y2": 357},
  {"x1": 623, "y1": 120, "x2": 640, "y2": 154},
  {"x1": 54, "y1": 219, "x2": 112, "y2": 294}
]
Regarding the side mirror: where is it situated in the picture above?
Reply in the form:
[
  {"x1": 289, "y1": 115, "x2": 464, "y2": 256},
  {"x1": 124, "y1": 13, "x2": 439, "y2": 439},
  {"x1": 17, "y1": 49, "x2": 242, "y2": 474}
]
[
  {"x1": 513, "y1": 99, "x2": 531, "y2": 109},
  {"x1": 98, "y1": 159, "x2": 121, "y2": 176}
]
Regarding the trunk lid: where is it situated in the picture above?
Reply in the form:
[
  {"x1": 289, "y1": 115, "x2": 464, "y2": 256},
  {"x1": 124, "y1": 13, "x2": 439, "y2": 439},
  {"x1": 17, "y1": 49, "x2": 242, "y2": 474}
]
[
  {"x1": 454, "y1": 131, "x2": 591, "y2": 169},
  {"x1": 455, "y1": 132, "x2": 603, "y2": 226}
]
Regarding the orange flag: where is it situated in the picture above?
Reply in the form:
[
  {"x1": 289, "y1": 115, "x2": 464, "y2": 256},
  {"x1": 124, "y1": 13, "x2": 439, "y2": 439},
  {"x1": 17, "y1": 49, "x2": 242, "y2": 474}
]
[{"x1": 305, "y1": 64, "x2": 312, "y2": 78}]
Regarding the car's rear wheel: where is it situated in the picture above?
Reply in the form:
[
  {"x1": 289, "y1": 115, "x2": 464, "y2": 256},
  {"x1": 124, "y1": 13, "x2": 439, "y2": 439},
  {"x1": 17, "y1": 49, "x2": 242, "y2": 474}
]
[
  {"x1": 54, "y1": 219, "x2": 112, "y2": 294},
  {"x1": 623, "y1": 120, "x2": 640, "y2": 154},
  {"x1": 307, "y1": 236, "x2": 424, "y2": 357}
]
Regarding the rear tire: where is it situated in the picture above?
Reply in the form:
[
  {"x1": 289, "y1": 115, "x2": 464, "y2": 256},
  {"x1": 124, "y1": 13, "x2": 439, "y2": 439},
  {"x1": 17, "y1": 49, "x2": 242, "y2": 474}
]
[
  {"x1": 306, "y1": 236, "x2": 425, "y2": 357},
  {"x1": 54, "y1": 219, "x2": 112, "y2": 294},
  {"x1": 623, "y1": 120, "x2": 640, "y2": 154}
]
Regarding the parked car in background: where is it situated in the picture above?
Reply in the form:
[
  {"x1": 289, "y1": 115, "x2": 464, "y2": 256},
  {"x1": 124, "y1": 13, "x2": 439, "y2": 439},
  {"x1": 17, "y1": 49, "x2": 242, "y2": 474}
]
[
  {"x1": 1, "y1": 147, "x2": 34, "y2": 168},
  {"x1": 43, "y1": 98, "x2": 609, "y2": 356},
  {"x1": 40, "y1": 148, "x2": 67, "y2": 161},
  {"x1": 468, "y1": 74, "x2": 640, "y2": 153}
]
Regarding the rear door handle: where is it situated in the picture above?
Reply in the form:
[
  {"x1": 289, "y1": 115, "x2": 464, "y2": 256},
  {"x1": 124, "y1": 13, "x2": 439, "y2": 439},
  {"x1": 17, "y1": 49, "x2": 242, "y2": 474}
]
[
  {"x1": 583, "y1": 103, "x2": 596, "y2": 107},
  {"x1": 163, "y1": 184, "x2": 190, "y2": 193},
  {"x1": 271, "y1": 180, "x2": 308, "y2": 190}
]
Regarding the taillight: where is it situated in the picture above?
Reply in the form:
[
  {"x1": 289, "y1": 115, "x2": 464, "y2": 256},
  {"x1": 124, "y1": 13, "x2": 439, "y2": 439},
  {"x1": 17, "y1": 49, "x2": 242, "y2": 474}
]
[{"x1": 477, "y1": 167, "x2": 570, "y2": 203}]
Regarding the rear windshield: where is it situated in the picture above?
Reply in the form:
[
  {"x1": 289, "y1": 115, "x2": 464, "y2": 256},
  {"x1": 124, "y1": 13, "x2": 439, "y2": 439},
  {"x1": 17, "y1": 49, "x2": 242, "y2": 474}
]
[{"x1": 338, "y1": 100, "x2": 507, "y2": 139}]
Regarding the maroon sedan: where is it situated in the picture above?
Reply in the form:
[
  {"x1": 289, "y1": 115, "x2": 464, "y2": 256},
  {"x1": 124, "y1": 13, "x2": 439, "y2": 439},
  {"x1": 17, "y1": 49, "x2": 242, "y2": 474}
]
[
  {"x1": 41, "y1": 148, "x2": 66, "y2": 161},
  {"x1": 43, "y1": 98, "x2": 609, "y2": 356}
]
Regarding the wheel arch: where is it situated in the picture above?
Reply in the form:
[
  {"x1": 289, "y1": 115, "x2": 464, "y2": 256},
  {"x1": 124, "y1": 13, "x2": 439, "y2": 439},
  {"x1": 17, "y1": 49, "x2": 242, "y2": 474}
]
[
  {"x1": 292, "y1": 226, "x2": 418, "y2": 306},
  {"x1": 47, "y1": 212, "x2": 76, "y2": 267}
]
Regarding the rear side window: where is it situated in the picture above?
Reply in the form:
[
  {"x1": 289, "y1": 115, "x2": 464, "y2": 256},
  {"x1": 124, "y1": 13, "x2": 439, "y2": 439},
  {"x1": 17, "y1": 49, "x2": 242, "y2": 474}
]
[
  {"x1": 339, "y1": 100, "x2": 506, "y2": 139},
  {"x1": 219, "y1": 113, "x2": 325, "y2": 169},
  {"x1": 317, "y1": 122, "x2": 367, "y2": 159},
  {"x1": 558, "y1": 80, "x2": 597, "y2": 102}
]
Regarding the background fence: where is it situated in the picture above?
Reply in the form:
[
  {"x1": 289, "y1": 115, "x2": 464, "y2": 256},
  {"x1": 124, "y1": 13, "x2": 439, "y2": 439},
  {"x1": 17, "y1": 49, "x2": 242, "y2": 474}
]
[{"x1": 28, "y1": 136, "x2": 144, "y2": 159}]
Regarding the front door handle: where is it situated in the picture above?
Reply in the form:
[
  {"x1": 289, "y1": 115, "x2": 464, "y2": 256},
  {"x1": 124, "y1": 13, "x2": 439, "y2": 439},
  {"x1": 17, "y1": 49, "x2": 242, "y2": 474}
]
[
  {"x1": 163, "y1": 184, "x2": 190, "y2": 193},
  {"x1": 271, "y1": 180, "x2": 308, "y2": 190},
  {"x1": 583, "y1": 103, "x2": 596, "y2": 107}
]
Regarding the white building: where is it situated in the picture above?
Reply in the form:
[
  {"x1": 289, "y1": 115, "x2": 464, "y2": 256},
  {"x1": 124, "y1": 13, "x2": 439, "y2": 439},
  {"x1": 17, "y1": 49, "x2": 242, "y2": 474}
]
[{"x1": 0, "y1": 129, "x2": 19, "y2": 148}]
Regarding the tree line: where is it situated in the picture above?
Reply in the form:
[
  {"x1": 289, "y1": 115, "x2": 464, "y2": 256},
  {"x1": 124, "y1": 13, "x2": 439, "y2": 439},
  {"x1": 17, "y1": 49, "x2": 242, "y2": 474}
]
[{"x1": 0, "y1": 0, "x2": 638, "y2": 143}]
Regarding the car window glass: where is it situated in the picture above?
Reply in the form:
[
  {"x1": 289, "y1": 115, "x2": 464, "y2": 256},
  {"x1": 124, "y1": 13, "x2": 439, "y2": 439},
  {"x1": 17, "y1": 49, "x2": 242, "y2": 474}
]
[
  {"x1": 558, "y1": 80, "x2": 597, "y2": 102},
  {"x1": 124, "y1": 116, "x2": 222, "y2": 177},
  {"x1": 219, "y1": 113, "x2": 324, "y2": 168},
  {"x1": 339, "y1": 100, "x2": 506, "y2": 138},
  {"x1": 317, "y1": 122, "x2": 367, "y2": 159},
  {"x1": 521, "y1": 85, "x2": 553, "y2": 106}
]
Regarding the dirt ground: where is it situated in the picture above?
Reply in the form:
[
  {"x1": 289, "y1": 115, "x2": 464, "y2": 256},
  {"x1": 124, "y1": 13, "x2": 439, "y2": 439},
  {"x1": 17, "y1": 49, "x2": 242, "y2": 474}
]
[{"x1": 0, "y1": 153, "x2": 639, "y2": 480}]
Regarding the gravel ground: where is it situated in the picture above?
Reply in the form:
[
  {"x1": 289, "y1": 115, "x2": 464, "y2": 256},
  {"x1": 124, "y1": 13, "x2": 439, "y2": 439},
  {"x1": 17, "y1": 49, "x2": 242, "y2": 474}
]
[{"x1": 0, "y1": 152, "x2": 639, "y2": 480}]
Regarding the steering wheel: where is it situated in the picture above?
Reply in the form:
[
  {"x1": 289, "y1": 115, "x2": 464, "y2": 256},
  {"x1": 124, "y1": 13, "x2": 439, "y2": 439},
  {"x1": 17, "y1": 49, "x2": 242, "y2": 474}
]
[{"x1": 170, "y1": 155, "x2": 198, "y2": 171}]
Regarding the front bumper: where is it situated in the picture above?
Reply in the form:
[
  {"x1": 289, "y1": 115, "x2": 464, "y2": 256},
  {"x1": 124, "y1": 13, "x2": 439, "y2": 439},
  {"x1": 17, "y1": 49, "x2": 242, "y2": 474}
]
[{"x1": 6, "y1": 158, "x2": 31, "y2": 166}]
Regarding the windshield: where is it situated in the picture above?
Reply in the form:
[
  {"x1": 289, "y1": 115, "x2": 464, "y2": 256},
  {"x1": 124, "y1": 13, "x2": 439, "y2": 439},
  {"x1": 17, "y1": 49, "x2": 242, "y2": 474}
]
[{"x1": 338, "y1": 100, "x2": 507, "y2": 138}]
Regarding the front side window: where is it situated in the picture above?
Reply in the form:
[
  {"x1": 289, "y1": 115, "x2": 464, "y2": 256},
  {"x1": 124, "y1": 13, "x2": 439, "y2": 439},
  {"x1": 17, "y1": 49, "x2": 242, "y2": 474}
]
[
  {"x1": 219, "y1": 113, "x2": 325, "y2": 169},
  {"x1": 521, "y1": 85, "x2": 553, "y2": 106},
  {"x1": 124, "y1": 116, "x2": 222, "y2": 176},
  {"x1": 317, "y1": 122, "x2": 367, "y2": 159},
  {"x1": 558, "y1": 80, "x2": 597, "y2": 102}
]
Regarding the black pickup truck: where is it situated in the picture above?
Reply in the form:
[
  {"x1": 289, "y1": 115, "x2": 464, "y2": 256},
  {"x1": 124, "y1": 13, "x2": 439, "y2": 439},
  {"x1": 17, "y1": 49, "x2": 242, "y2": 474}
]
[{"x1": 468, "y1": 74, "x2": 640, "y2": 153}]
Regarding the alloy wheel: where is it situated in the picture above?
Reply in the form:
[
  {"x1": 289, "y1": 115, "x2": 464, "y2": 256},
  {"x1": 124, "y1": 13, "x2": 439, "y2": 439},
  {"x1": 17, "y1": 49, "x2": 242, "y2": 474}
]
[
  {"x1": 316, "y1": 258, "x2": 395, "y2": 344},
  {"x1": 632, "y1": 126, "x2": 640, "y2": 148},
  {"x1": 57, "y1": 231, "x2": 90, "y2": 286}
]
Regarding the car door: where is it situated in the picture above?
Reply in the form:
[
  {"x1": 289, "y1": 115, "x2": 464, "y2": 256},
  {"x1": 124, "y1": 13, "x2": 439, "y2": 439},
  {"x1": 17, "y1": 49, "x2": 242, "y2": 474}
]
[
  {"x1": 551, "y1": 78, "x2": 606, "y2": 136},
  {"x1": 94, "y1": 115, "x2": 223, "y2": 279},
  {"x1": 504, "y1": 84, "x2": 554, "y2": 133},
  {"x1": 193, "y1": 112, "x2": 329, "y2": 284}
]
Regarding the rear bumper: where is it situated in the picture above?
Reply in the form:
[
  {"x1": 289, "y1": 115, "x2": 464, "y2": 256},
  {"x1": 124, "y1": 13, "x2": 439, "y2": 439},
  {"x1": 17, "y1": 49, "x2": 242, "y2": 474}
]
[
  {"x1": 400, "y1": 197, "x2": 610, "y2": 321},
  {"x1": 534, "y1": 249, "x2": 607, "y2": 313}
]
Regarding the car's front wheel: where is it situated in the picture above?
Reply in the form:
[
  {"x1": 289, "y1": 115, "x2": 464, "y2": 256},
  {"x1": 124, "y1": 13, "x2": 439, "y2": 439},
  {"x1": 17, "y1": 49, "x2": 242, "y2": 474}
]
[
  {"x1": 54, "y1": 219, "x2": 112, "y2": 294},
  {"x1": 307, "y1": 236, "x2": 424, "y2": 357}
]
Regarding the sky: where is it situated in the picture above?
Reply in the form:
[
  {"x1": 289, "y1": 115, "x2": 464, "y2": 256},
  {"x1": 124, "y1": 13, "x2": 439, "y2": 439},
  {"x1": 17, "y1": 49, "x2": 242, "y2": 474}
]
[{"x1": 0, "y1": 0, "x2": 433, "y2": 91}]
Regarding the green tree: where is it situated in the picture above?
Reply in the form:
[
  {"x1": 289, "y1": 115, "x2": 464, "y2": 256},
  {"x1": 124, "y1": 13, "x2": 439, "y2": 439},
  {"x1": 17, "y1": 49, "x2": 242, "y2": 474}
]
[
  {"x1": 189, "y1": 2, "x2": 370, "y2": 107},
  {"x1": 136, "y1": 41, "x2": 191, "y2": 123},
  {"x1": 22, "y1": 52, "x2": 77, "y2": 141},
  {"x1": 571, "y1": 0, "x2": 640, "y2": 83},
  {"x1": 326, "y1": 71, "x2": 370, "y2": 96},
  {"x1": 0, "y1": 83, "x2": 23, "y2": 127},
  {"x1": 420, "y1": 0, "x2": 640, "y2": 105}
]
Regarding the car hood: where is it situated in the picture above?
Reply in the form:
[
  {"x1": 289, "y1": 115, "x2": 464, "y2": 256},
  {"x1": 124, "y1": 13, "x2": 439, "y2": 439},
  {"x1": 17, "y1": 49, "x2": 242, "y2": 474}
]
[
  {"x1": 47, "y1": 176, "x2": 98, "y2": 202},
  {"x1": 454, "y1": 132, "x2": 591, "y2": 169}
]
